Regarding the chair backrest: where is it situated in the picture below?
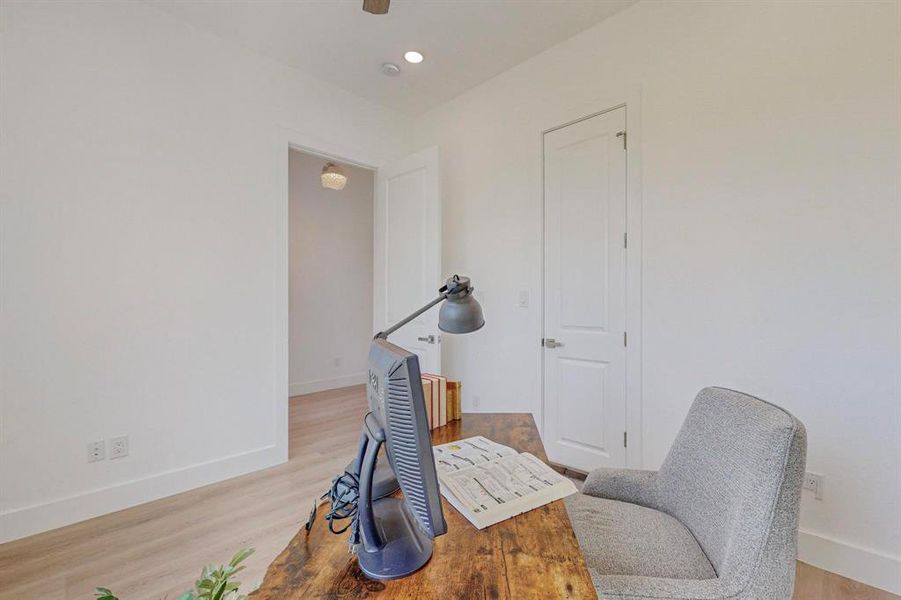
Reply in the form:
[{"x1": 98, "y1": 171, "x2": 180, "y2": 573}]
[{"x1": 656, "y1": 387, "x2": 807, "y2": 595}]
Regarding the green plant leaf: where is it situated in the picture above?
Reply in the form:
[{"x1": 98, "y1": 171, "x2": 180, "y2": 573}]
[
  {"x1": 229, "y1": 548, "x2": 254, "y2": 568},
  {"x1": 228, "y1": 565, "x2": 245, "y2": 577},
  {"x1": 211, "y1": 579, "x2": 228, "y2": 600},
  {"x1": 94, "y1": 588, "x2": 119, "y2": 600}
]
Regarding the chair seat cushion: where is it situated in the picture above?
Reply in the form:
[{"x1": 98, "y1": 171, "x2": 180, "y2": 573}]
[{"x1": 565, "y1": 493, "x2": 717, "y2": 580}]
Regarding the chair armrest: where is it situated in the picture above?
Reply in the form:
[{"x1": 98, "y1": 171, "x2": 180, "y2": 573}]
[{"x1": 582, "y1": 468, "x2": 658, "y2": 509}]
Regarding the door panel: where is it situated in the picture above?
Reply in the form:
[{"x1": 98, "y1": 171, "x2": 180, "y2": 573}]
[
  {"x1": 374, "y1": 147, "x2": 441, "y2": 374},
  {"x1": 543, "y1": 108, "x2": 627, "y2": 471},
  {"x1": 559, "y1": 135, "x2": 609, "y2": 330},
  {"x1": 557, "y1": 358, "x2": 608, "y2": 453}
]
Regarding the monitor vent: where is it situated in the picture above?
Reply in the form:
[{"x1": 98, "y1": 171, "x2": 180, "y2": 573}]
[{"x1": 385, "y1": 374, "x2": 432, "y2": 531}]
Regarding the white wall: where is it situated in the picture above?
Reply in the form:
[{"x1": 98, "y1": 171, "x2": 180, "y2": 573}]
[
  {"x1": 0, "y1": 1, "x2": 411, "y2": 542},
  {"x1": 415, "y1": 1, "x2": 901, "y2": 592},
  {"x1": 289, "y1": 151, "x2": 373, "y2": 395}
]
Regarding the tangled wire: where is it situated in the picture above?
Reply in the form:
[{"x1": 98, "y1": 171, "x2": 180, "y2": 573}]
[{"x1": 305, "y1": 469, "x2": 361, "y2": 550}]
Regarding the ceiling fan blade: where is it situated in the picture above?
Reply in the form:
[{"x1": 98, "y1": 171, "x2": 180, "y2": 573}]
[{"x1": 362, "y1": 0, "x2": 389, "y2": 15}]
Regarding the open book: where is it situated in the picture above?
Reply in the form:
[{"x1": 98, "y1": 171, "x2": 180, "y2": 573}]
[{"x1": 433, "y1": 435, "x2": 578, "y2": 529}]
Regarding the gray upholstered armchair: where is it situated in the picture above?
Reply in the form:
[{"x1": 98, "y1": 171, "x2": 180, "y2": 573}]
[{"x1": 566, "y1": 387, "x2": 807, "y2": 600}]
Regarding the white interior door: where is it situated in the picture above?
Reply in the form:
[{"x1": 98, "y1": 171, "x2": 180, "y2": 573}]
[
  {"x1": 543, "y1": 108, "x2": 627, "y2": 472},
  {"x1": 373, "y1": 146, "x2": 441, "y2": 374}
]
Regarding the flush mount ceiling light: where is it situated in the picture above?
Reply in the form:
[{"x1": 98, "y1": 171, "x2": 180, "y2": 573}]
[
  {"x1": 321, "y1": 162, "x2": 347, "y2": 190},
  {"x1": 381, "y1": 62, "x2": 401, "y2": 76},
  {"x1": 403, "y1": 51, "x2": 424, "y2": 64}
]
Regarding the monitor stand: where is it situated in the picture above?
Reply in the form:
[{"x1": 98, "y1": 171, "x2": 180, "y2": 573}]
[
  {"x1": 344, "y1": 455, "x2": 399, "y2": 500},
  {"x1": 353, "y1": 413, "x2": 434, "y2": 580}
]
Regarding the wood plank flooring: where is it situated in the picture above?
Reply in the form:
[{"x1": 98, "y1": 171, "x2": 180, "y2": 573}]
[
  {"x1": 0, "y1": 385, "x2": 895, "y2": 600},
  {"x1": 0, "y1": 386, "x2": 367, "y2": 600}
]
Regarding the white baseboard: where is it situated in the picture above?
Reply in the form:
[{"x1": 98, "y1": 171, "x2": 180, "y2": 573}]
[
  {"x1": 798, "y1": 529, "x2": 901, "y2": 595},
  {"x1": 289, "y1": 372, "x2": 366, "y2": 396},
  {"x1": 0, "y1": 444, "x2": 285, "y2": 544}
]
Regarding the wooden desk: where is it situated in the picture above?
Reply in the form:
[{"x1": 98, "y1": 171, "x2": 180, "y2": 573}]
[{"x1": 251, "y1": 413, "x2": 596, "y2": 599}]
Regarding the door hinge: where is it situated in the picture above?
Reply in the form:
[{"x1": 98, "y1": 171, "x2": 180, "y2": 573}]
[
  {"x1": 616, "y1": 130, "x2": 627, "y2": 149},
  {"x1": 624, "y1": 232, "x2": 628, "y2": 248},
  {"x1": 623, "y1": 431, "x2": 628, "y2": 447},
  {"x1": 623, "y1": 331, "x2": 627, "y2": 347}
]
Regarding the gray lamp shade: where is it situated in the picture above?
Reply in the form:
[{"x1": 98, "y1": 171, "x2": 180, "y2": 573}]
[{"x1": 438, "y1": 276, "x2": 485, "y2": 334}]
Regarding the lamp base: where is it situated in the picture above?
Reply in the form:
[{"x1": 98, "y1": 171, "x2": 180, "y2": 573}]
[
  {"x1": 346, "y1": 457, "x2": 399, "y2": 499},
  {"x1": 355, "y1": 497, "x2": 434, "y2": 580}
]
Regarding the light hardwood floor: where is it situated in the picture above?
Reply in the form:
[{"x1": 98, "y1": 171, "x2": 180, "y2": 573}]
[{"x1": 0, "y1": 385, "x2": 896, "y2": 600}]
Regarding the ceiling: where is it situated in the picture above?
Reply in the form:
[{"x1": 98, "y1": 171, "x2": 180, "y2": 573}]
[{"x1": 147, "y1": 0, "x2": 636, "y2": 115}]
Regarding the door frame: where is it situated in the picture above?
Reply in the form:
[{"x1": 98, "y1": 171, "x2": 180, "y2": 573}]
[
  {"x1": 275, "y1": 126, "x2": 382, "y2": 462},
  {"x1": 537, "y1": 86, "x2": 643, "y2": 469}
]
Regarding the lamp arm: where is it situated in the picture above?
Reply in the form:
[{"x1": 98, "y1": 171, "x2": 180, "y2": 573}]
[{"x1": 375, "y1": 288, "x2": 448, "y2": 340}]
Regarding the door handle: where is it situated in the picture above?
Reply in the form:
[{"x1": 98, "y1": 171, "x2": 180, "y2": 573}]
[
  {"x1": 543, "y1": 338, "x2": 563, "y2": 349},
  {"x1": 417, "y1": 335, "x2": 437, "y2": 344}
]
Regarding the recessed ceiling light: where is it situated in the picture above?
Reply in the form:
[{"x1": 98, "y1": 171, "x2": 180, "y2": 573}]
[
  {"x1": 404, "y1": 51, "x2": 424, "y2": 64},
  {"x1": 381, "y1": 62, "x2": 401, "y2": 76}
]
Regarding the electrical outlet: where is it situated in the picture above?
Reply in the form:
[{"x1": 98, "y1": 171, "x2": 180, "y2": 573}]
[
  {"x1": 803, "y1": 472, "x2": 824, "y2": 500},
  {"x1": 109, "y1": 435, "x2": 129, "y2": 460},
  {"x1": 472, "y1": 394, "x2": 481, "y2": 409},
  {"x1": 87, "y1": 440, "x2": 105, "y2": 463},
  {"x1": 333, "y1": 357, "x2": 341, "y2": 368},
  {"x1": 518, "y1": 290, "x2": 529, "y2": 308}
]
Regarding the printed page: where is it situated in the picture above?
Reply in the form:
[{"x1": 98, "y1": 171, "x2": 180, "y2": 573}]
[
  {"x1": 432, "y1": 436, "x2": 517, "y2": 475},
  {"x1": 438, "y1": 452, "x2": 578, "y2": 529}
]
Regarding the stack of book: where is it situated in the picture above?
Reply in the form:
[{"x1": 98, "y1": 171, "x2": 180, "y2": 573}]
[{"x1": 420, "y1": 374, "x2": 462, "y2": 430}]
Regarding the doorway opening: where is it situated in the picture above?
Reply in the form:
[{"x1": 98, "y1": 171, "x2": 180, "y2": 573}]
[{"x1": 288, "y1": 147, "x2": 375, "y2": 460}]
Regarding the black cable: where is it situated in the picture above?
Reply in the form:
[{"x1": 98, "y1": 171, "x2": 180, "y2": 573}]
[{"x1": 305, "y1": 469, "x2": 361, "y2": 549}]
